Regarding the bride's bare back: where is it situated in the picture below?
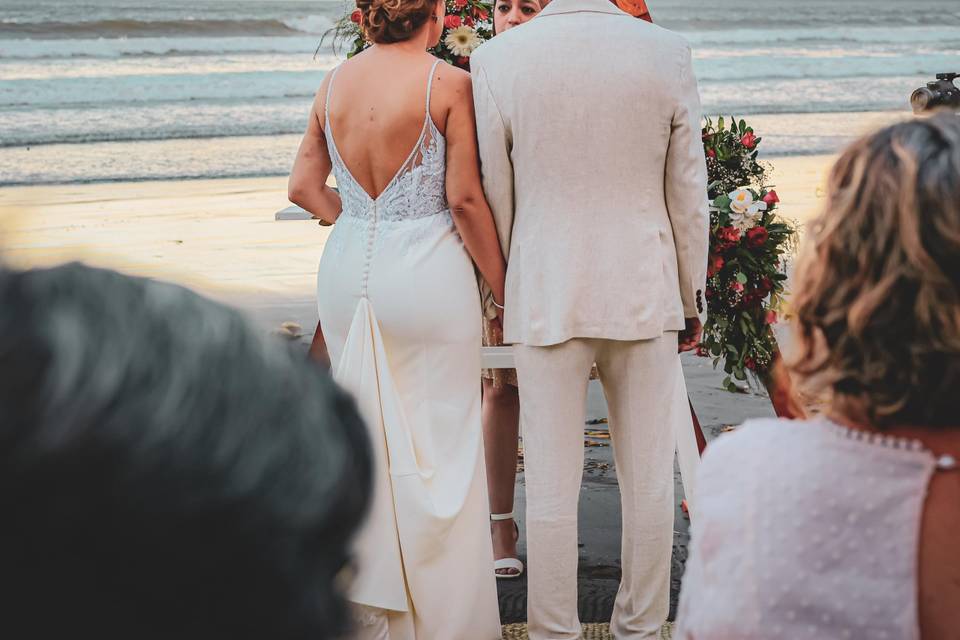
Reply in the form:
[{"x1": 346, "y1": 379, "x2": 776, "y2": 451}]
[
  {"x1": 288, "y1": 16, "x2": 506, "y2": 313},
  {"x1": 323, "y1": 48, "x2": 450, "y2": 200}
]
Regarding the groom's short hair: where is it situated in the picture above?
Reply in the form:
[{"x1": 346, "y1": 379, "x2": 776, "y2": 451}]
[{"x1": 0, "y1": 262, "x2": 371, "y2": 640}]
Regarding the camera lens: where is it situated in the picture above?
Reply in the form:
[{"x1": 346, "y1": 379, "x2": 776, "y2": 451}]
[{"x1": 911, "y1": 87, "x2": 936, "y2": 114}]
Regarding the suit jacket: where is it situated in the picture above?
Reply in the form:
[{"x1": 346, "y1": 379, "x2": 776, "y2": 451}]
[{"x1": 471, "y1": 0, "x2": 709, "y2": 347}]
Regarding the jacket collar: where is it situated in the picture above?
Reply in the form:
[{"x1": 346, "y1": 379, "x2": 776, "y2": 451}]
[{"x1": 537, "y1": 0, "x2": 629, "y2": 18}]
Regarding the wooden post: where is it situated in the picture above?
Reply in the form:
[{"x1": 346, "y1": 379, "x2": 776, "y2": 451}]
[
  {"x1": 690, "y1": 400, "x2": 707, "y2": 455},
  {"x1": 308, "y1": 320, "x2": 330, "y2": 367}
]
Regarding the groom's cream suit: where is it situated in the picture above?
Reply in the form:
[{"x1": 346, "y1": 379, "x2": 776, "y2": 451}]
[{"x1": 472, "y1": 0, "x2": 709, "y2": 637}]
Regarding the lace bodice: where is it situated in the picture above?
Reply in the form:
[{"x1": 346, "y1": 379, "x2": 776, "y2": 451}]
[{"x1": 324, "y1": 60, "x2": 449, "y2": 224}]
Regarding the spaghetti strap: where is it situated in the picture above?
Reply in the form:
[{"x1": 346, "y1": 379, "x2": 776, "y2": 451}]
[
  {"x1": 424, "y1": 59, "x2": 442, "y2": 120},
  {"x1": 324, "y1": 66, "x2": 341, "y2": 127}
]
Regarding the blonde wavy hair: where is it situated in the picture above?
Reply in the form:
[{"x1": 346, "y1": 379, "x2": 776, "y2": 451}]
[{"x1": 790, "y1": 112, "x2": 960, "y2": 429}]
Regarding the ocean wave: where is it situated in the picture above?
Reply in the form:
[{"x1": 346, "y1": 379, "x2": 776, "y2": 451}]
[
  {"x1": 0, "y1": 117, "x2": 877, "y2": 187},
  {"x1": 282, "y1": 15, "x2": 336, "y2": 36},
  {"x1": 0, "y1": 170, "x2": 296, "y2": 188},
  {"x1": 0, "y1": 127, "x2": 306, "y2": 149},
  {"x1": 0, "y1": 52, "x2": 339, "y2": 81},
  {"x1": 0, "y1": 98, "x2": 311, "y2": 148},
  {"x1": 0, "y1": 48, "x2": 323, "y2": 61},
  {"x1": 694, "y1": 51, "x2": 960, "y2": 84},
  {"x1": 0, "y1": 132, "x2": 303, "y2": 187},
  {"x1": 0, "y1": 15, "x2": 335, "y2": 40},
  {"x1": 0, "y1": 35, "x2": 334, "y2": 61},
  {"x1": 684, "y1": 25, "x2": 960, "y2": 48}
]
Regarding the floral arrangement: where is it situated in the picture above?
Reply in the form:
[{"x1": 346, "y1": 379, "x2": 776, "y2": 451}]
[
  {"x1": 699, "y1": 116, "x2": 797, "y2": 392},
  {"x1": 330, "y1": 1, "x2": 494, "y2": 70}
]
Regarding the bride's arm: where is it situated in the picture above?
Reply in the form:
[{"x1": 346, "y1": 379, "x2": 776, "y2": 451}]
[
  {"x1": 289, "y1": 81, "x2": 342, "y2": 225},
  {"x1": 444, "y1": 70, "x2": 507, "y2": 313}
]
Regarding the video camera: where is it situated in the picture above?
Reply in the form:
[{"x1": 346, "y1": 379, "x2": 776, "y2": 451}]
[{"x1": 911, "y1": 73, "x2": 960, "y2": 114}]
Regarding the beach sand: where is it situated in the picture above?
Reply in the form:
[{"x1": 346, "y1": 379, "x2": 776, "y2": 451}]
[
  {"x1": 0, "y1": 175, "x2": 324, "y2": 334},
  {"x1": 0, "y1": 153, "x2": 832, "y2": 335},
  {"x1": 0, "y1": 154, "x2": 834, "y2": 623}
]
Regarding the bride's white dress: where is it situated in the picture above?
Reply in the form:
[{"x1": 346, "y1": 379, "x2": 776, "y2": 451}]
[{"x1": 316, "y1": 60, "x2": 501, "y2": 639}]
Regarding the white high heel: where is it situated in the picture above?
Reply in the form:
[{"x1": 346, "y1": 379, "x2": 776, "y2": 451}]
[{"x1": 491, "y1": 511, "x2": 524, "y2": 579}]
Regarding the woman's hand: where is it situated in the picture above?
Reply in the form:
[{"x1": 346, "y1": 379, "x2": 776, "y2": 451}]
[
  {"x1": 488, "y1": 316, "x2": 505, "y2": 345},
  {"x1": 678, "y1": 317, "x2": 703, "y2": 353}
]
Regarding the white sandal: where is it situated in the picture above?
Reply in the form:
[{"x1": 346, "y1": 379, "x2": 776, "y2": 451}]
[{"x1": 491, "y1": 512, "x2": 524, "y2": 580}]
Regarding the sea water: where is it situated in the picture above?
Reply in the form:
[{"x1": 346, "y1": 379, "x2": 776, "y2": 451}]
[{"x1": 0, "y1": 0, "x2": 958, "y2": 186}]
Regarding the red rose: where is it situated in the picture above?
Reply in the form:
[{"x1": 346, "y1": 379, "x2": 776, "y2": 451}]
[
  {"x1": 454, "y1": 0, "x2": 468, "y2": 8},
  {"x1": 744, "y1": 356, "x2": 756, "y2": 371},
  {"x1": 759, "y1": 276, "x2": 773, "y2": 294},
  {"x1": 762, "y1": 190, "x2": 780, "y2": 207},
  {"x1": 456, "y1": 56, "x2": 470, "y2": 69},
  {"x1": 474, "y1": 8, "x2": 489, "y2": 21},
  {"x1": 717, "y1": 227, "x2": 740, "y2": 245},
  {"x1": 707, "y1": 253, "x2": 725, "y2": 277},
  {"x1": 766, "y1": 310, "x2": 778, "y2": 325},
  {"x1": 746, "y1": 226, "x2": 769, "y2": 248},
  {"x1": 444, "y1": 14, "x2": 461, "y2": 28},
  {"x1": 696, "y1": 346, "x2": 708, "y2": 358},
  {"x1": 464, "y1": 16, "x2": 475, "y2": 26},
  {"x1": 350, "y1": 8, "x2": 362, "y2": 23},
  {"x1": 741, "y1": 131, "x2": 757, "y2": 149},
  {"x1": 706, "y1": 148, "x2": 716, "y2": 159},
  {"x1": 731, "y1": 281, "x2": 745, "y2": 294}
]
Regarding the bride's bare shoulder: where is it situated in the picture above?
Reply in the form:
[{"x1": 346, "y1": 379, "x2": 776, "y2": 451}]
[
  {"x1": 430, "y1": 60, "x2": 473, "y2": 106},
  {"x1": 433, "y1": 59, "x2": 471, "y2": 84},
  {"x1": 424, "y1": 60, "x2": 472, "y2": 133}
]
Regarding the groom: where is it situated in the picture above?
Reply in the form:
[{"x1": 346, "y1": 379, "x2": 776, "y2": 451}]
[{"x1": 471, "y1": 0, "x2": 709, "y2": 637}]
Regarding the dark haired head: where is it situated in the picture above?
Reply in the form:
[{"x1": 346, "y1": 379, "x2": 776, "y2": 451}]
[
  {"x1": 0, "y1": 263, "x2": 371, "y2": 639},
  {"x1": 790, "y1": 112, "x2": 960, "y2": 428}
]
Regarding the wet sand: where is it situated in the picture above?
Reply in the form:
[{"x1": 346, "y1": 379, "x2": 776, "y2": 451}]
[
  {"x1": 0, "y1": 152, "x2": 832, "y2": 334},
  {"x1": 0, "y1": 175, "x2": 325, "y2": 333},
  {"x1": 0, "y1": 154, "x2": 834, "y2": 623}
]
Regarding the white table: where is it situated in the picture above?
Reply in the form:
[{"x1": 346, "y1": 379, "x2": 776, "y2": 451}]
[{"x1": 275, "y1": 204, "x2": 314, "y2": 221}]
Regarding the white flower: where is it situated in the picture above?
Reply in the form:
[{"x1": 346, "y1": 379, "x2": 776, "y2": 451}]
[
  {"x1": 727, "y1": 188, "x2": 767, "y2": 231},
  {"x1": 728, "y1": 189, "x2": 754, "y2": 215},
  {"x1": 444, "y1": 26, "x2": 481, "y2": 57}
]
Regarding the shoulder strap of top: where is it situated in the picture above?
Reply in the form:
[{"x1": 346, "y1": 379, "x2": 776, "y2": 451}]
[
  {"x1": 424, "y1": 59, "x2": 442, "y2": 118},
  {"x1": 324, "y1": 65, "x2": 341, "y2": 126}
]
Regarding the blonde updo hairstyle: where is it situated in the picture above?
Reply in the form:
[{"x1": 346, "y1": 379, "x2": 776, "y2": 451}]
[
  {"x1": 790, "y1": 112, "x2": 960, "y2": 429},
  {"x1": 357, "y1": 0, "x2": 438, "y2": 44}
]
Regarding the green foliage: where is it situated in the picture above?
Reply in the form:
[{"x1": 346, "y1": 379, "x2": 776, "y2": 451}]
[
  {"x1": 701, "y1": 115, "x2": 766, "y2": 199},
  {"x1": 699, "y1": 117, "x2": 798, "y2": 391}
]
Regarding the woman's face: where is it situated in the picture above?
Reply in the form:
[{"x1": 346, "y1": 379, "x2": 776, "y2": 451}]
[{"x1": 494, "y1": 0, "x2": 543, "y2": 33}]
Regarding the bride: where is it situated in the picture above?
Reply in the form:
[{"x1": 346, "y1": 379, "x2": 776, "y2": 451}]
[{"x1": 288, "y1": 0, "x2": 507, "y2": 637}]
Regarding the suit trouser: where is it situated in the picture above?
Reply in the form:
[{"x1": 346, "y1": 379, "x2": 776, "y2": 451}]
[{"x1": 515, "y1": 334, "x2": 687, "y2": 640}]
